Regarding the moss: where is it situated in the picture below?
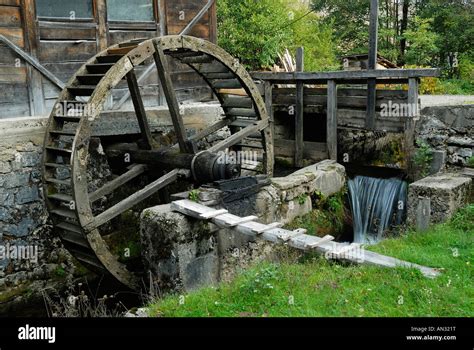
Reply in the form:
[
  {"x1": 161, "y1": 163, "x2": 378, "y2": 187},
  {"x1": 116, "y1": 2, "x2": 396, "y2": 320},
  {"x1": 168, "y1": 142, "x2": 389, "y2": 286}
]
[
  {"x1": 372, "y1": 139, "x2": 406, "y2": 168},
  {"x1": 467, "y1": 156, "x2": 474, "y2": 168},
  {"x1": 285, "y1": 190, "x2": 348, "y2": 239},
  {"x1": 0, "y1": 284, "x2": 30, "y2": 303},
  {"x1": 275, "y1": 157, "x2": 293, "y2": 168}
]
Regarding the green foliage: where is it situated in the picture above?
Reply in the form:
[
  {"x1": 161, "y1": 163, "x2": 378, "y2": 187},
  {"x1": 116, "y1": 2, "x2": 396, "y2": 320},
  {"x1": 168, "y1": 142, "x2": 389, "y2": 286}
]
[
  {"x1": 217, "y1": 0, "x2": 338, "y2": 71},
  {"x1": 312, "y1": 0, "x2": 370, "y2": 55},
  {"x1": 239, "y1": 264, "x2": 280, "y2": 295},
  {"x1": 188, "y1": 189, "x2": 200, "y2": 203},
  {"x1": 458, "y1": 54, "x2": 474, "y2": 83},
  {"x1": 450, "y1": 204, "x2": 474, "y2": 232},
  {"x1": 217, "y1": 0, "x2": 292, "y2": 69},
  {"x1": 54, "y1": 266, "x2": 66, "y2": 278},
  {"x1": 468, "y1": 157, "x2": 474, "y2": 168},
  {"x1": 413, "y1": 140, "x2": 434, "y2": 178},
  {"x1": 296, "y1": 193, "x2": 308, "y2": 205},
  {"x1": 436, "y1": 79, "x2": 474, "y2": 95},
  {"x1": 287, "y1": 5, "x2": 339, "y2": 71},
  {"x1": 147, "y1": 203, "x2": 474, "y2": 317},
  {"x1": 417, "y1": 0, "x2": 474, "y2": 74},
  {"x1": 403, "y1": 17, "x2": 439, "y2": 66},
  {"x1": 285, "y1": 191, "x2": 347, "y2": 237}
]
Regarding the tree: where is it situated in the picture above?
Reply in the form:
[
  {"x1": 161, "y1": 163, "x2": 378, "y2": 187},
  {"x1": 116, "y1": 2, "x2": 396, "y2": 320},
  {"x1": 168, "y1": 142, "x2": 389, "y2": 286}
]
[
  {"x1": 311, "y1": 0, "x2": 371, "y2": 54},
  {"x1": 217, "y1": 0, "x2": 338, "y2": 71},
  {"x1": 287, "y1": 2, "x2": 338, "y2": 71},
  {"x1": 403, "y1": 17, "x2": 439, "y2": 66},
  {"x1": 217, "y1": 0, "x2": 292, "y2": 70},
  {"x1": 417, "y1": 0, "x2": 474, "y2": 75}
]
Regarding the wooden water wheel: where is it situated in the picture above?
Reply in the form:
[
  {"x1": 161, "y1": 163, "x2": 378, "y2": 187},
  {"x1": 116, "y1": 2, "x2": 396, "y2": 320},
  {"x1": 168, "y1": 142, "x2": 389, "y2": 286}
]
[{"x1": 41, "y1": 35, "x2": 273, "y2": 289}]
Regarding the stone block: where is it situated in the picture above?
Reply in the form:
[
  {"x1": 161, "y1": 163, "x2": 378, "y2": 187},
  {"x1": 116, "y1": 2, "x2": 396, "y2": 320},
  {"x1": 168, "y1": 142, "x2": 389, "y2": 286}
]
[
  {"x1": 140, "y1": 204, "x2": 218, "y2": 292},
  {"x1": 292, "y1": 160, "x2": 346, "y2": 197},
  {"x1": 429, "y1": 150, "x2": 446, "y2": 175},
  {"x1": 408, "y1": 173, "x2": 472, "y2": 225},
  {"x1": 0, "y1": 189, "x2": 15, "y2": 207},
  {"x1": 3, "y1": 217, "x2": 36, "y2": 237},
  {"x1": 0, "y1": 161, "x2": 11, "y2": 174},
  {"x1": 15, "y1": 186, "x2": 39, "y2": 205},
  {"x1": 2, "y1": 173, "x2": 30, "y2": 189},
  {"x1": 0, "y1": 207, "x2": 11, "y2": 222},
  {"x1": 19, "y1": 152, "x2": 41, "y2": 167}
]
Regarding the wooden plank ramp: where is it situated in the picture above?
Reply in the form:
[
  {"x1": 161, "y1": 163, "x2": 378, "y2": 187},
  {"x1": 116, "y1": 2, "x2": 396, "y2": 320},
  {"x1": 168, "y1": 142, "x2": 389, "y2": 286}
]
[{"x1": 171, "y1": 199, "x2": 441, "y2": 278}]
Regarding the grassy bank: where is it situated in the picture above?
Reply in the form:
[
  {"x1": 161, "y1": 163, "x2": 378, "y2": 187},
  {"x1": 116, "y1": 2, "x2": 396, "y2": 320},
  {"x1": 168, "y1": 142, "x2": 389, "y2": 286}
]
[{"x1": 147, "y1": 205, "x2": 473, "y2": 317}]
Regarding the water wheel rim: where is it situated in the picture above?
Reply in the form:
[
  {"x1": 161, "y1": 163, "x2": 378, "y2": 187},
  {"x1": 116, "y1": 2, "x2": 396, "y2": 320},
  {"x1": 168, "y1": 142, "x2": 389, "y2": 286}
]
[{"x1": 42, "y1": 35, "x2": 273, "y2": 289}]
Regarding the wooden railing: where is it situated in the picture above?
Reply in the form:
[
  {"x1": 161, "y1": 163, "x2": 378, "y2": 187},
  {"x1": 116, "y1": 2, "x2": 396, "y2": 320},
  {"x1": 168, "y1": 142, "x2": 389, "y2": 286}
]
[{"x1": 251, "y1": 68, "x2": 440, "y2": 166}]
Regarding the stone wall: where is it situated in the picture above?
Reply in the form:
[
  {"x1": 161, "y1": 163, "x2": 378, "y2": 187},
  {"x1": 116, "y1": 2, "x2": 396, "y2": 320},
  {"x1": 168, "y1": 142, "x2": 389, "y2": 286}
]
[
  {"x1": 140, "y1": 160, "x2": 346, "y2": 293},
  {"x1": 417, "y1": 105, "x2": 474, "y2": 170}
]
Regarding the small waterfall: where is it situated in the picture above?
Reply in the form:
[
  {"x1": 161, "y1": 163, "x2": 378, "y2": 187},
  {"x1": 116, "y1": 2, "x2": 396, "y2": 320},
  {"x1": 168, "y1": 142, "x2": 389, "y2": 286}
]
[{"x1": 348, "y1": 176, "x2": 407, "y2": 244}]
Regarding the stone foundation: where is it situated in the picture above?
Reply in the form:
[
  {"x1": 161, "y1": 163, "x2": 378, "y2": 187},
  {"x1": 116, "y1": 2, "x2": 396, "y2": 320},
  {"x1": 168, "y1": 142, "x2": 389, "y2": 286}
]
[
  {"x1": 140, "y1": 161, "x2": 346, "y2": 293},
  {"x1": 407, "y1": 173, "x2": 472, "y2": 228}
]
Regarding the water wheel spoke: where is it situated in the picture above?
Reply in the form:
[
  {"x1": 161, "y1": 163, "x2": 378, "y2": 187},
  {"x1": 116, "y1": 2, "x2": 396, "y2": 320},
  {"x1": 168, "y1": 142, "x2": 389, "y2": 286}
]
[
  {"x1": 89, "y1": 164, "x2": 148, "y2": 203},
  {"x1": 153, "y1": 44, "x2": 191, "y2": 153},
  {"x1": 188, "y1": 118, "x2": 235, "y2": 143},
  {"x1": 90, "y1": 169, "x2": 182, "y2": 230},
  {"x1": 126, "y1": 70, "x2": 157, "y2": 150},
  {"x1": 208, "y1": 120, "x2": 268, "y2": 153}
]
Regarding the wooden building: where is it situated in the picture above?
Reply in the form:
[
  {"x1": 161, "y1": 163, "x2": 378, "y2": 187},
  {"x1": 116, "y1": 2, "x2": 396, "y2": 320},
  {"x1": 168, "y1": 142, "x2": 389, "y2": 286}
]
[
  {"x1": 342, "y1": 53, "x2": 399, "y2": 71},
  {"x1": 0, "y1": 0, "x2": 217, "y2": 118}
]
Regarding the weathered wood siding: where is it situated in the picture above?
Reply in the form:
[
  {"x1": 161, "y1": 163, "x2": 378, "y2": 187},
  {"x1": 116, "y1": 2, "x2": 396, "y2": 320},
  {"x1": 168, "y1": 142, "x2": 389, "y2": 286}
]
[
  {"x1": 0, "y1": 0, "x2": 217, "y2": 118},
  {"x1": 0, "y1": 0, "x2": 30, "y2": 117}
]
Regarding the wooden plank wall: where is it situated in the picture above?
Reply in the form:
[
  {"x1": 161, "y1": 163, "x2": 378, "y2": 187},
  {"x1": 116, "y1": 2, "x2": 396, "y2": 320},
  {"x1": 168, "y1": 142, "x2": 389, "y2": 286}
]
[
  {"x1": 0, "y1": 0, "x2": 30, "y2": 117},
  {"x1": 0, "y1": 0, "x2": 217, "y2": 118},
  {"x1": 269, "y1": 87, "x2": 409, "y2": 164}
]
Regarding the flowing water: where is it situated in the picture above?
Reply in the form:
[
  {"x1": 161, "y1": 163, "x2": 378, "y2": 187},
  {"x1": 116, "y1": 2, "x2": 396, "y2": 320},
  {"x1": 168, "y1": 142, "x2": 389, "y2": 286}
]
[{"x1": 348, "y1": 176, "x2": 407, "y2": 244}]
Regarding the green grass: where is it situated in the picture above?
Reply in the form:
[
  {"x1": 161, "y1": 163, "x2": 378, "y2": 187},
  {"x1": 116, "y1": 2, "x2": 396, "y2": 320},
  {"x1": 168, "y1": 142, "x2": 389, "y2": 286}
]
[{"x1": 147, "y1": 205, "x2": 474, "y2": 317}]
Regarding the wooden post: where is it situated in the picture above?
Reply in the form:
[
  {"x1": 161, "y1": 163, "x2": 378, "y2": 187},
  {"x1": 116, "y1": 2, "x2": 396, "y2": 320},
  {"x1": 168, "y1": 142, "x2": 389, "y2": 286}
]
[
  {"x1": 21, "y1": 0, "x2": 44, "y2": 116},
  {"x1": 327, "y1": 80, "x2": 338, "y2": 161},
  {"x1": 95, "y1": 0, "x2": 108, "y2": 52},
  {"x1": 295, "y1": 47, "x2": 304, "y2": 167},
  {"x1": 405, "y1": 77, "x2": 419, "y2": 175},
  {"x1": 265, "y1": 81, "x2": 274, "y2": 160},
  {"x1": 157, "y1": 0, "x2": 167, "y2": 106},
  {"x1": 366, "y1": 0, "x2": 379, "y2": 130}
]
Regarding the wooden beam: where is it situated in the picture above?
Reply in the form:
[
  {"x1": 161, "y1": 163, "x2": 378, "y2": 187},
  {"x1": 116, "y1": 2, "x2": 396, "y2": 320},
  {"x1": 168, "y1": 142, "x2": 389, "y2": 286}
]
[
  {"x1": 20, "y1": 0, "x2": 44, "y2": 115},
  {"x1": 125, "y1": 70, "x2": 158, "y2": 150},
  {"x1": 153, "y1": 43, "x2": 190, "y2": 153},
  {"x1": 264, "y1": 81, "x2": 274, "y2": 161},
  {"x1": 0, "y1": 34, "x2": 64, "y2": 90},
  {"x1": 208, "y1": 120, "x2": 267, "y2": 152},
  {"x1": 327, "y1": 80, "x2": 337, "y2": 161},
  {"x1": 170, "y1": 199, "x2": 441, "y2": 278},
  {"x1": 366, "y1": 0, "x2": 379, "y2": 130},
  {"x1": 95, "y1": 0, "x2": 108, "y2": 51},
  {"x1": 89, "y1": 164, "x2": 147, "y2": 203},
  {"x1": 405, "y1": 78, "x2": 419, "y2": 175},
  {"x1": 114, "y1": 0, "x2": 216, "y2": 109},
  {"x1": 366, "y1": 79, "x2": 377, "y2": 130},
  {"x1": 250, "y1": 69, "x2": 440, "y2": 82},
  {"x1": 91, "y1": 169, "x2": 180, "y2": 229},
  {"x1": 180, "y1": 0, "x2": 215, "y2": 36},
  {"x1": 295, "y1": 47, "x2": 304, "y2": 167}
]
